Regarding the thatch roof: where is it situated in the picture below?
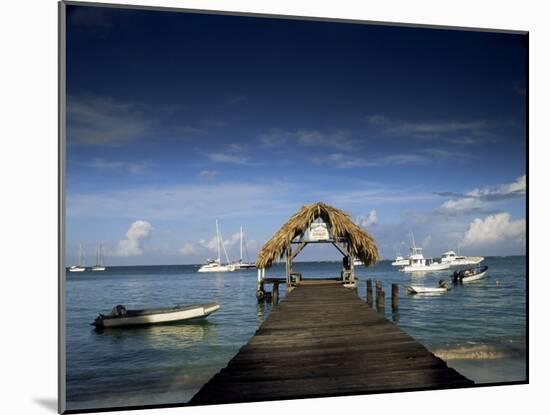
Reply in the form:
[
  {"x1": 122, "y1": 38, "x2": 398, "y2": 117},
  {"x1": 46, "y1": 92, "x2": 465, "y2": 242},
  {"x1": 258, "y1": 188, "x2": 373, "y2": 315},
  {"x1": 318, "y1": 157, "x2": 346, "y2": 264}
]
[{"x1": 256, "y1": 202, "x2": 379, "y2": 269}]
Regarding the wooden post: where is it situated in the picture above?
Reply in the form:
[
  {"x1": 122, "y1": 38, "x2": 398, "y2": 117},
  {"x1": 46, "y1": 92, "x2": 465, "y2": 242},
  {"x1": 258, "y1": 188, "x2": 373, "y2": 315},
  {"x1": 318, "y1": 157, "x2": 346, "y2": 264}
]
[
  {"x1": 273, "y1": 282, "x2": 279, "y2": 304},
  {"x1": 375, "y1": 280, "x2": 382, "y2": 298},
  {"x1": 256, "y1": 281, "x2": 265, "y2": 303},
  {"x1": 391, "y1": 283, "x2": 399, "y2": 310},
  {"x1": 377, "y1": 289, "x2": 385, "y2": 311},
  {"x1": 375, "y1": 281, "x2": 385, "y2": 311},
  {"x1": 366, "y1": 279, "x2": 373, "y2": 307}
]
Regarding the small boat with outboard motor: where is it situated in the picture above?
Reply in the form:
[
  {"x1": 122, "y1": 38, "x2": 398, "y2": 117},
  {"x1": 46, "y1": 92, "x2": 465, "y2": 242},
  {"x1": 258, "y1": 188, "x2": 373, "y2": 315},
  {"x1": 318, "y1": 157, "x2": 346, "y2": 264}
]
[
  {"x1": 451, "y1": 265, "x2": 489, "y2": 284},
  {"x1": 91, "y1": 302, "x2": 221, "y2": 328},
  {"x1": 407, "y1": 279, "x2": 450, "y2": 294}
]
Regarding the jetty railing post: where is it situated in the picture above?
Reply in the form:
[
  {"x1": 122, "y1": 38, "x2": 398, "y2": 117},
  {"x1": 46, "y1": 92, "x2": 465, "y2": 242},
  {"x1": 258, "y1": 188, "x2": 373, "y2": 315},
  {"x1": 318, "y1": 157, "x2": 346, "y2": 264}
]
[
  {"x1": 375, "y1": 280, "x2": 385, "y2": 311},
  {"x1": 273, "y1": 282, "x2": 279, "y2": 304},
  {"x1": 256, "y1": 268, "x2": 265, "y2": 303},
  {"x1": 366, "y1": 279, "x2": 373, "y2": 307},
  {"x1": 391, "y1": 283, "x2": 399, "y2": 311}
]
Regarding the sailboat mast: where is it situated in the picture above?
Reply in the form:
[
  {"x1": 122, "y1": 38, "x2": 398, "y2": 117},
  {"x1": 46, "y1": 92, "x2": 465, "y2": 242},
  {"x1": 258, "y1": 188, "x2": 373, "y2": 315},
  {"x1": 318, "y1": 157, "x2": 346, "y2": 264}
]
[
  {"x1": 216, "y1": 219, "x2": 221, "y2": 262},
  {"x1": 78, "y1": 243, "x2": 83, "y2": 266},
  {"x1": 240, "y1": 225, "x2": 243, "y2": 263}
]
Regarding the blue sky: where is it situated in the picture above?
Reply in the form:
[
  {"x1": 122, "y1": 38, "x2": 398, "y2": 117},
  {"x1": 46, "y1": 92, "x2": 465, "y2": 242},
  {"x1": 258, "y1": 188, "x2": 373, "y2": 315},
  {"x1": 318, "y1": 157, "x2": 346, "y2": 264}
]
[{"x1": 65, "y1": 5, "x2": 527, "y2": 266}]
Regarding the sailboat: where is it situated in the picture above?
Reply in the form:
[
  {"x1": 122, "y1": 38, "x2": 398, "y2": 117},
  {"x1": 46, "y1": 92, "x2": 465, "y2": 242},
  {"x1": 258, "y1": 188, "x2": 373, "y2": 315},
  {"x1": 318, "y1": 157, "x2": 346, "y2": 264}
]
[
  {"x1": 198, "y1": 220, "x2": 236, "y2": 273},
  {"x1": 233, "y1": 225, "x2": 256, "y2": 269},
  {"x1": 92, "y1": 242, "x2": 106, "y2": 272},
  {"x1": 68, "y1": 244, "x2": 86, "y2": 272}
]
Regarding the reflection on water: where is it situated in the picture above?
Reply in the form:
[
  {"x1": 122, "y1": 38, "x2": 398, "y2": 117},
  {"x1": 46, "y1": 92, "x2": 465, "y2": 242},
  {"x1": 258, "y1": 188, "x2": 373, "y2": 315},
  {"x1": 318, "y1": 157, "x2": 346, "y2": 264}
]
[{"x1": 94, "y1": 320, "x2": 213, "y2": 350}]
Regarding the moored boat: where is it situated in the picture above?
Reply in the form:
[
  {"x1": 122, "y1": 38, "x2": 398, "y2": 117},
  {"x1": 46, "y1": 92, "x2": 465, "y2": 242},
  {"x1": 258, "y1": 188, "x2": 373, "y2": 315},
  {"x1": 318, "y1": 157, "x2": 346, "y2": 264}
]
[
  {"x1": 91, "y1": 242, "x2": 106, "y2": 272},
  {"x1": 92, "y1": 302, "x2": 221, "y2": 328},
  {"x1": 452, "y1": 265, "x2": 489, "y2": 284},
  {"x1": 407, "y1": 286, "x2": 449, "y2": 294},
  {"x1": 440, "y1": 251, "x2": 484, "y2": 266},
  {"x1": 68, "y1": 244, "x2": 86, "y2": 272},
  {"x1": 407, "y1": 279, "x2": 449, "y2": 294},
  {"x1": 198, "y1": 220, "x2": 236, "y2": 273},
  {"x1": 391, "y1": 255, "x2": 409, "y2": 267},
  {"x1": 232, "y1": 225, "x2": 256, "y2": 270},
  {"x1": 399, "y1": 246, "x2": 450, "y2": 272}
]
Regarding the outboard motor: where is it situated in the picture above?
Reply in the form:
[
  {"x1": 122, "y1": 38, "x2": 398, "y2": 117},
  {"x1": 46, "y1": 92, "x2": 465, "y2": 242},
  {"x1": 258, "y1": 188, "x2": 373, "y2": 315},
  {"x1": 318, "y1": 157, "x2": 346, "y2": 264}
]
[{"x1": 111, "y1": 304, "x2": 127, "y2": 316}]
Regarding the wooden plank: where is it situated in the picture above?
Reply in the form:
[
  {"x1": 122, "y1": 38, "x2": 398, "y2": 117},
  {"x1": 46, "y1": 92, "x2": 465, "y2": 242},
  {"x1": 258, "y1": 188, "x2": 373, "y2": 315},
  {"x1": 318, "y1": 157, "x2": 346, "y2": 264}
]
[{"x1": 190, "y1": 284, "x2": 473, "y2": 405}]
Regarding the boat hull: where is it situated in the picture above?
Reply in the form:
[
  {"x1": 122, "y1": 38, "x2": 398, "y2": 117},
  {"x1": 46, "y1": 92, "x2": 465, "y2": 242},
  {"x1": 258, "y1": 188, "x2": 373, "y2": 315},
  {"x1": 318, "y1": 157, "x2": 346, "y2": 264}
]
[
  {"x1": 461, "y1": 270, "x2": 488, "y2": 283},
  {"x1": 198, "y1": 264, "x2": 236, "y2": 272},
  {"x1": 407, "y1": 286, "x2": 448, "y2": 294},
  {"x1": 91, "y1": 266, "x2": 106, "y2": 272},
  {"x1": 93, "y1": 303, "x2": 220, "y2": 328},
  {"x1": 391, "y1": 260, "x2": 409, "y2": 266},
  {"x1": 68, "y1": 267, "x2": 85, "y2": 272},
  {"x1": 400, "y1": 263, "x2": 450, "y2": 272}
]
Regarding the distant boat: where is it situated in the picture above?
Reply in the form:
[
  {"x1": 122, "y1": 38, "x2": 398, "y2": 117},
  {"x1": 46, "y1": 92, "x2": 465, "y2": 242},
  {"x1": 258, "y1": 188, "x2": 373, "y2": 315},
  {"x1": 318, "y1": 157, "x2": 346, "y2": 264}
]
[
  {"x1": 91, "y1": 302, "x2": 220, "y2": 328},
  {"x1": 407, "y1": 279, "x2": 449, "y2": 294},
  {"x1": 353, "y1": 259, "x2": 363, "y2": 266},
  {"x1": 391, "y1": 255, "x2": 409, "y2": 267},
  {"x1": 233, "y1": 225, "x2": 256, "y2": 269},
  {"x1": 91, "y1": 242, "x2": 106, "y2": 272},
  {"x1": 452, "y1": 265, "x2": 489, "y2": 284},
  {"x1": 68, "y1": 244, "x2": 86, "y2": 272},
  {"x1": 399, "y1": 233, "x2": 450, "y2": 272},
  {"x1": 198, "y1": 220, "x2": 236, "y2": 273},
  {"x1": 440, "y1": 251, "x2": 484, "y2": 266}
]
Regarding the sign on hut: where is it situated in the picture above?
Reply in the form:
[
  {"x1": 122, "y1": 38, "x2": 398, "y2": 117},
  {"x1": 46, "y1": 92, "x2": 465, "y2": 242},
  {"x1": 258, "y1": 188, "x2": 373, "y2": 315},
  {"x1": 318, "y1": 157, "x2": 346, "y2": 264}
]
[{"x1": 255, "y1": 202, "x2": 379, "y2": 301}]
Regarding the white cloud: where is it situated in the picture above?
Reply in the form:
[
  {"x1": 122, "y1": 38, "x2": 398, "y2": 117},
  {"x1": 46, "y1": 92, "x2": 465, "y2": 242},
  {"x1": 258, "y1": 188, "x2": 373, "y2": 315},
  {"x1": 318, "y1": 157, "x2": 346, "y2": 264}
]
[
  {"x1": 460, "y1": 213, "x2": 526, "y2": 248},
  {"x1": 436, "y1": 175, "x2": 526, "y2": 215},
  {"x1": 179, "y1": 243, "x2": 198, "y2": 255},
  {"x1": 67, "y1": 182, "x2": 294, "y2": 221},
  {"x1": 259, "y1": 129, "x2": 355, "y2": 150},
  {"x1": 356, "y1": 210, "x2": 377, "y2": 228},
  {"x1": 312, "y1": 152, "x2": 432, "y2": 168},
  {"x1": 68, "y1": 95, "x2": 150, "y2": 146},
  {"x1": 467, "y1": 175, "x2": 526, "y2": 200},
  {"x1": 207, "y1": 152, "x2": 248, "y2": 164},
  {"x1": 83, "y1": 157, "x2": 150, "y2": 174},
  {"x1": 199, "y1": 170, "x2": 219, "y2": 179},
  {"x1": 114, "y1": 220, "x2": 153, "y2": 256}
]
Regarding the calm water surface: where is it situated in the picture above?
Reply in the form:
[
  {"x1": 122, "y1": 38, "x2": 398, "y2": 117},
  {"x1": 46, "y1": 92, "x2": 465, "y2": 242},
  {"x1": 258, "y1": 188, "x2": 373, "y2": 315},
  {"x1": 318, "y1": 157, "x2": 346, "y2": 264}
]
[{"x1": 65, "y1": 256, "x2": 526, "y2": 411}]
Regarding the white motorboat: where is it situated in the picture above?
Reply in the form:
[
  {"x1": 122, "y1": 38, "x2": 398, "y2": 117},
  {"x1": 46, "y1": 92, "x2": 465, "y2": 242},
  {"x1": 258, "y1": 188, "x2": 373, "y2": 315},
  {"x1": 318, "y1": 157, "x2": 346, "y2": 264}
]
[
  {"x1": 399, "y1": 234, "x2": 450, "y2": 272},
  {"x1": 198, "y1": 220, "x2": 236, "y2": 273},
  {"x1": 452, "y1": 265, "x2": 488, "y2": 284},
  {"x1": 199, "y1": 259, "x2": 236, "y2": 273},
  {"x1": 440, "y1": 251, "x2": 484, "y2": 266},
  {"x1": 232, "y1": 225, "x2": 256, "y2": 269},
  {"x1": 68, "y1": 244, "x2": 86, "y2": 272},
  {"x1": 391, "y1": 255, "x2": 409, "y2": 267},
  {"x1": 353, "y1": 259, "x2": 363, "y2": 266},
  {"x1": 407, "y1": 286, "x2": 449, "y2": 294},
  {"x1": 92, "y1": 302, "x2": 220, "y2": 328},
  {"x1": 91, "y1": 242, "x2": 106, "y2": 272}
]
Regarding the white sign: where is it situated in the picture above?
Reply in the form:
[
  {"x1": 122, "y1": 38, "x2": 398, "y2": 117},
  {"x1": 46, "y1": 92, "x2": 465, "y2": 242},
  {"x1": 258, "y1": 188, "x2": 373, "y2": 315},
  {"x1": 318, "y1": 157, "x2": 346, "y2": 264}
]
[{"x1": 309, "y1": 222, "x2": 330, "y2": 241}]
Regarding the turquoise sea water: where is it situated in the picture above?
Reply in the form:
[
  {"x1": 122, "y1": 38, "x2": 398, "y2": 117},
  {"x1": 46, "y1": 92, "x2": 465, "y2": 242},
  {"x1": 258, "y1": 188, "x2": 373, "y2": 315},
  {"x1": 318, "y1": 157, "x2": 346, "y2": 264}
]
[{"x1": 64, "y1": 256, "x2": 526, "y2": 411}]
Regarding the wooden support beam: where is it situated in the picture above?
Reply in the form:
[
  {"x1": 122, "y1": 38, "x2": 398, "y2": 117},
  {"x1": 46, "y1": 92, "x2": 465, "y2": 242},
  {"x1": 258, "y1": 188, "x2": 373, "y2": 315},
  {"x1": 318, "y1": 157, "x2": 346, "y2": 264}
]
[
  {"x1": 291, "y1": 242, "x2": 307, "y2": 260},
  {"x1": 331, "y1": 242, "x2": 349, "y2": 257}
]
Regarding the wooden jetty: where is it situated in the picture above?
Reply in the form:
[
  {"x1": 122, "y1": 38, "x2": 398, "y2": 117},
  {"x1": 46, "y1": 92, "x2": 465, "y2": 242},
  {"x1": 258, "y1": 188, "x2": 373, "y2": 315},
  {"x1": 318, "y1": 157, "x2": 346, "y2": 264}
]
[{"x1": 190, "y1": 282, "x2": 473, "y2": 405}]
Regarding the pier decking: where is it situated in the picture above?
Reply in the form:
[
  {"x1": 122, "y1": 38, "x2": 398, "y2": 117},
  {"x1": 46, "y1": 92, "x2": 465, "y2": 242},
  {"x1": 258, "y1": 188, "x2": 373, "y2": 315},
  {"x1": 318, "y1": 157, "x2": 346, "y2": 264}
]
[{"x1": 190, "y1": 282, "x2": 473, "y2": 405}]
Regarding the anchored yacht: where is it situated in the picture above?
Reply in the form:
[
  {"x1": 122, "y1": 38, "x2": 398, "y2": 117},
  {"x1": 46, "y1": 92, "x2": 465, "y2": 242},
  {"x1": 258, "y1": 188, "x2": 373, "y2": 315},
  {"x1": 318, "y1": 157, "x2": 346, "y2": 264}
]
[
  {"x1": 440, "y1": 251, "x2": 484, "y2": 266},
  {"x1": 399, "y1": 234, "x2": 450, "y2": 272},
  {"x1": 198, "y1": 220, "x2": 236, "y2": 273}
]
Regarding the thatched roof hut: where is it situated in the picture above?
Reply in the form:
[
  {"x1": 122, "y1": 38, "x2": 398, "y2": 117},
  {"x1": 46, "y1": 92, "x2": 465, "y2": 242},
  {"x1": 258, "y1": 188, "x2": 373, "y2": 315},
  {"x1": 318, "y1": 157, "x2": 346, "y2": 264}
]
[{"x1": 256, "y1": 202, "x2": 379, "y2": 270}]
